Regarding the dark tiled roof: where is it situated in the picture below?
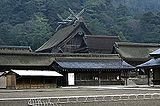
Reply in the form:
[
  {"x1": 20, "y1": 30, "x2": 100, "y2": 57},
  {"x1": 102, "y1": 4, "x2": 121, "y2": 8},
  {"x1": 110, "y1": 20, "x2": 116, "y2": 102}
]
[
  {"x1": 36, "y1": 22, "x2": 91, "y2": 52},
  {"x1": 137, "y1": 58, "x2": 160, "y2": 68},
  {"x1": 114, "y1": 42, "x2": 160, "y2": 62},
  {"x1": 150, "y1": 48, "x2": 160, "y2": 57},
  {"x1": 0, "y1": 46, "x2": 32, "y2": 53},
  {"x1": 85, "y1": 35, "x2": 120, "y2": 54},
  {"x1": 55, "y1": 57, "x2": 134, "y2": 70}
]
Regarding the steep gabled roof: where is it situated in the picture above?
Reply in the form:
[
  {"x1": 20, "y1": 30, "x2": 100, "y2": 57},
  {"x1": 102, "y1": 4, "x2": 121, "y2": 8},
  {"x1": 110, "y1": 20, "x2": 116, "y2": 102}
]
[
  {"x1": 36, "y1": 22, "x2": 91, "y2": 52},
  {"x1": 114, "y1": 42, "x2": 160, "y2": 63},
  {"x1": 85, "y1": 35, "x2": 120, "y2": 53}
]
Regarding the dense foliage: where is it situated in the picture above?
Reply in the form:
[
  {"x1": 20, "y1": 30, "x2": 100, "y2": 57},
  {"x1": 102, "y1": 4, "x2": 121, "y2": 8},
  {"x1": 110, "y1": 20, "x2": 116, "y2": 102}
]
[{"x1": 0, "y1": 0, "x2": 160, "y2": 50}]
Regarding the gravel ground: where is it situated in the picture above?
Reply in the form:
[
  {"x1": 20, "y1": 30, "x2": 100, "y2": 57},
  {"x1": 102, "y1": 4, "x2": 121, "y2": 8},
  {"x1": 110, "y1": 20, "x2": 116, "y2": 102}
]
[{"x1": 1, "y1": 86, "x2": 160, "y2": 99}]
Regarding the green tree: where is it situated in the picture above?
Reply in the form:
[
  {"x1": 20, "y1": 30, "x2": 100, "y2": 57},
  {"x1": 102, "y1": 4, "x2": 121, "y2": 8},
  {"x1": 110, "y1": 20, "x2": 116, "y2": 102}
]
[
  {"x1": 118, "y1": 31, "x2": 127, "y2": 41},
  {"x1": 0, "y1": 0, "x2": 160, "y2": 48},
  {"x1": 0, "y1": 22, "x2": 13, "y2": 45},
  {"x1": 139, "y1": 12, "x2": 160, "y2": 43},
  {"x1": 115, "y1": 4, "x2": 130, "y2": 18},
  {"x1": 11, "y1": 13, "x2": 52, "y2": 50},
  {"x1": 87, "y1": 18, "x2": 107, "y2": 34}
]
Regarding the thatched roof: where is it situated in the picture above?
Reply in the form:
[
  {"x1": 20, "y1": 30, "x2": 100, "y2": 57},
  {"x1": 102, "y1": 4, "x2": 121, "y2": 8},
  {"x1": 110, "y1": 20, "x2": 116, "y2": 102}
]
[
  {"x1": 85, "y1": 35, "x2": 120, "y2": 54},
  {"x1": 36, "y1": 22, "x2": 91, "y2": 52},
  {"x1": 0, "y1": 46, "x2": 32, "y2": 53},
  {"x1": 0, "y1": 53, "x2": 55, "y2": 67},
  {"x1": 0, "y1": 52, "x2": 122, "y2": 68},
  {"x1": 114, "y1": 42, "x2": 160, "y2": 63}
]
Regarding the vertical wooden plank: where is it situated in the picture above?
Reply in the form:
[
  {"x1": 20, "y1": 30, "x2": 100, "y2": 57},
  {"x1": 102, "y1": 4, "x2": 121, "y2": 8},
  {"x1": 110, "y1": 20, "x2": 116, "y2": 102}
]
[
  {"x1": 6, "y1": 72, "x2": 16, "y2": 89},
  {"x1": 0, "y1": 76, "x2": 6, "y2": 88}
]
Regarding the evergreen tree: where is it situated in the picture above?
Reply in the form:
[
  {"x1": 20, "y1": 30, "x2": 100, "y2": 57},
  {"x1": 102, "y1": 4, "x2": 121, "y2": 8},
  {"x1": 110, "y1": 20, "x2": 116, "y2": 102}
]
[
  {"x1": 118, "y1": 31, "x2": 127, "y2": 41},
  {"x1": 0, "y1": 0, "x2": 160, "y2": 49},
  {"x1": 11, "y1": 13, "x2": 52, "y2": 50}
]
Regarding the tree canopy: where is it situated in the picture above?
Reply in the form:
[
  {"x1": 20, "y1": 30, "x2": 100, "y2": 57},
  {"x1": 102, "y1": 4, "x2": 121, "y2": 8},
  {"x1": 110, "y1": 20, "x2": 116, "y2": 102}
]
[{"x1": 0, "y1": 0, "x2": 160, "y2": 50}]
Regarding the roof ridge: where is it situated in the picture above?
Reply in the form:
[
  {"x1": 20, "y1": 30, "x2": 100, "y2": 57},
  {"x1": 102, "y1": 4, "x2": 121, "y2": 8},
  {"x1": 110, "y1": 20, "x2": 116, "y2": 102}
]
[
  {"x1": 55, "y1": 54, "x2": 121, "y2": 60},
  {"x1": 85, "y1": 35, "x2": 119, "y2": 38},
  {"x1": 0, "y1": 45, "x2": 31, "y2": 49},
  {"x1": 115, "y1": 42, "x2": 160, "y2": 47},
  {"x1": 0, "y1": 52, "x2": 120, "y2": 58}
]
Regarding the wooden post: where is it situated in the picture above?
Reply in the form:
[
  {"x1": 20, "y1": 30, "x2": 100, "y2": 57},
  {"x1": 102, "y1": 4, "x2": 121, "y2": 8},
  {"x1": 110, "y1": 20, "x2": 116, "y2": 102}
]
[
  {"x1": 125, "y1": 71, "x2": 128, "y2": 86},
  {"x1": 123, "y1": 71, "x2": 128, "y2": 86},
  {"x1": 43, "y1": 77, "x2": 45, "y2": 88},
  {"x1": 120, "y1": 70, "x2": 122, "y2": 85},
  {"x1": 30, "y1": 77, "x2": 31, "y2": 89},
  {"x1": 153, "y1": 69, "x2": 155, "y2": 80},
  {"x1": 99, "y1": 71, "x2": 101, "y2": 86},
  {"x1": 147, "y1": 69, "x2": 150, "y2": 86}
]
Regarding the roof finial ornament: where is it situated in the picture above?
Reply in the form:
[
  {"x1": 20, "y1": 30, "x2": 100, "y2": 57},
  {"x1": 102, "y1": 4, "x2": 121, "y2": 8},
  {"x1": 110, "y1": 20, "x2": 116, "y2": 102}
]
[{"x1": 56, "y1": 8, "x2": 85, "y2": 32}]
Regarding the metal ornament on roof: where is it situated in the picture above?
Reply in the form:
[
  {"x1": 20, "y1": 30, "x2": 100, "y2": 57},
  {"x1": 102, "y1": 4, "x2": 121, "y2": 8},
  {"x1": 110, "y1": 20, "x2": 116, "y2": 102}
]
[{"x1": 56, "y1": 8, "x2": 85, "y2": 32}]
